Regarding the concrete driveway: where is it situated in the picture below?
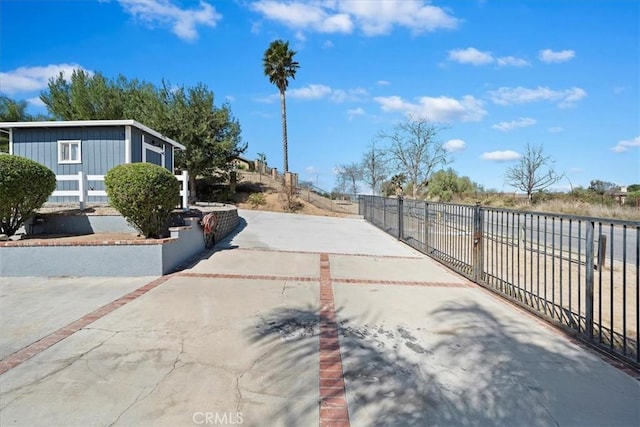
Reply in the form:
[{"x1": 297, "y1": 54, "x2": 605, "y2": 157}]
[{"x1": 1, "y1": 209, "x2": 638, "y2": 426}]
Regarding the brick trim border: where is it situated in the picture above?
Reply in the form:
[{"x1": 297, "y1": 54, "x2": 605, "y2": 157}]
[
  {"x1": 180, "y1": 272, "x2": 317, "y2": 282},
  {"x1": 217, "y1": 246, "x2": 424, "y2": 260},
  {"x1": 0, "y1": 275, "x2": 173, "y2": 375},
  {"x1": 319, "y1": 253, "x2": 350, "y2": 427},
  {"x1": 332, "y1": 278, "x2": 470, "y2": 287}
]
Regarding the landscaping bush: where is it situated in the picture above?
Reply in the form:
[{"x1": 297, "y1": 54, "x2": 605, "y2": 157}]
[
  {"x1": 105, "y1": 163, "x2": 180, "y2": 238},
  {"x1": 0, "y1": 154, "x2": 56, "y2": 236},
  {"x1": 247, "y1": 192, "x2": 266, "y2": 208}
]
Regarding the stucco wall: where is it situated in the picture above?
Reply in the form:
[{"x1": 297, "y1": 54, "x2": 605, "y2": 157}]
[{"x1": 1, "y1": 208, "x2": 241, "y2": 277}]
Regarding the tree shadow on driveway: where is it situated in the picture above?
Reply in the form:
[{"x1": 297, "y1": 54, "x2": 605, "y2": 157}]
[{"x1": 244, "y1": 301, "x2": 638, "y2": 426}]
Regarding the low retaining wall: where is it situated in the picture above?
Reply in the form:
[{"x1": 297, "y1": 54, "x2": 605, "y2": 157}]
[{"x1": 0, "y1": 208, "x2": 240, "y2": 277}]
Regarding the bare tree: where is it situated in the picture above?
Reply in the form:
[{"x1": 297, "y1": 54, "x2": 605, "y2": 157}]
[
  {"x1": 378, "y1": 116, "x2": 448, "y2": 199},
  {"x1": 335, "y1": 163, "x2": 363, "y2": 198},
  {"x1": 360, "y1": 140, "x2": 388, "y2": 195},
  {"x1": 505, "y1": 142, "x2": 562, "y2": 202}
]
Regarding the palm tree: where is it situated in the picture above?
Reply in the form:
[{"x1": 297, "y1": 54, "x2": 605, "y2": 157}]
[{"x1": 263, "y1": 40, "x2": 300, "y2": 173}]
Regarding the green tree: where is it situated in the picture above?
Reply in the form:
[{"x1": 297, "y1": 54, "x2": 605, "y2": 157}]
[
  {"x1": 588, "y1": 179, "x2": 619, "y2": 195},
  {"x1": 0, "y1": 96, "x2": 39, "y2": 153},
  {"x1": 41, "y1": 70, "x2": 165, "y2": 124},
  {"x1": 166, "y1": 84, "x2": 245, "y2": 199},
  {"x1": 381, "y1": 173, "x2": 407, "y2": 197},
  {"x1": 505, "y1": 143, "x2": 562, "y2": 203},
  {"x1": 41, "y1": 70, "x2": 124, "y2": 120},
  {"x1": 378, "y1": 116, "x2": 448, "y2": 199},
  {"x1": 263, "y1": 39, "x2": 300, "y2": 173},
  {"x1": 41, "y1": 71, "x2": 245, "y2": 200},
  {"x1": 428, "y1": 168, "x2": 476, "y2": 202}
]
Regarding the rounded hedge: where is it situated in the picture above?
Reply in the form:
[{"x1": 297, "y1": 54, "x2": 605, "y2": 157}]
[
  {"x1": 105, "y1": 163, "x2": 180, "y2": 238},
  {"x1": 0, "y1": 154, "x2": 56, "y2": 236}
]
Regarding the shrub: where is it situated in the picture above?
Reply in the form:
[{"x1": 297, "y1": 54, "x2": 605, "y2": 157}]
[
  {"x1": 105, "y1": 163, "x2": 180, "y2": 238},
  {"x1": 247, "y1": 192, "x2": 266, "y2": 208},
  {"x1": 0, "y1": 154, "x2": 56, "y2": 236}
]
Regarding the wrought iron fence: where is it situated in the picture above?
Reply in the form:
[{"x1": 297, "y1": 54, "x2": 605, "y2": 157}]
[{"x1": 359, "y1": 195, "x2": 640, "y2": 368}]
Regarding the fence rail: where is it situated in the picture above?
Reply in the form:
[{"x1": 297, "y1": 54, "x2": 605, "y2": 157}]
[
  {"x1": 359, "y1": 195, "x2": 640, "y2": 368},
  {"x1": 53, "y1": 170, "x2": 190, "y2": 210}
]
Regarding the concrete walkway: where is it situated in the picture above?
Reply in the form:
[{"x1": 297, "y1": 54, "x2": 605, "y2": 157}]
[{"x1": 0, "y1": 209, "x2": 638, "y2": 426}]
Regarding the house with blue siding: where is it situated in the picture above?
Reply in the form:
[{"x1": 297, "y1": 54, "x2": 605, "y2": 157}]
[{"x1": 0, "y1": 120, "x2": 186, "y2": 203}]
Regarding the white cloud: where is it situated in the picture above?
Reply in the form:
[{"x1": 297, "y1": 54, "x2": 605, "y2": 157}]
[
  {"x1": 251, "y1": 0, "x2": 459, "y2": 36},
  {"x1": 376, "y1": 80, "x2": 390, "y2": 86},
  {"x1": 492, "y1": 117, "x2": 537, "y2": 132},
  {"x1": 496, "y1": 56, "x2": 530, "y2": 67},
  {"x1": 251, "y1": 1, "x2": 352, "y2": 34},
  {"x1": 118, "y1": 0, "x2": 221, "y2": 41},
  {"x1": 330, "y1": 87, "x2": 368, "y2": 103},
  {"x1": 569, "y1": 167, "x2": 583, "y2": 173},
  {"x1": 347, "y1": 107, "x2": 365, "y2": 120},
  {"x1": 0, "y1": 63, "x2": 90, "y2": 95},
  {"x1": 322, "y1": 40, "x2": 334, "y2": 48},
  {"x1": 288, "y1": 84, "x2": 332, "y2": 100},
  {"x1": 611, "y1": 136, "x2": 640, "y2": 153},
  {"x1": 27, "y1": 96, "x2": 46, "y2": 107},
  {"x1": 443, "y1": 139, "x2": 466, "y2": 152},
  {"x1": 538, "y1": 49, "x2": 575, "y2": 63},
  {"x1": 282, "y1": 84, "x2": 368, "y2": 103},
  {"x1": 481, "y1": 150, "x2": 521, "y2": 162},
  {"x1": 487, "y1": 86, "x2": 587, "y2": 108},
  {"x1": 447, "y1": 48, "x2": 529, "y2": 67},
  {"x1": 548, "y1": 126, "x2": 564, "y2": 133},
  {"x1": 374, "y1": 94, "x2": 487, "y2": 122},
  {"x1": 448, "y1": 47, "x2": 493, "y2": 65},
  {"x1": 305, "y1": 165, "x2": 318, "y2": 175}
]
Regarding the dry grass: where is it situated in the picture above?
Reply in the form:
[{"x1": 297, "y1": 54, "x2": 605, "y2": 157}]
[
  {"x1": 454, "y1": 194, "x2": 640, "y2": 222},
  {"x1": 236, "y1": 191, "x2": 348, "y2": 217},
  {"x1": 531, "y1": 199, "x2": 640, "y2": 221}
]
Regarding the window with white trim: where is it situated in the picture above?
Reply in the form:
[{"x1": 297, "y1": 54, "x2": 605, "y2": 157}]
[{"x1": 58, "y1": 140, "x2": 82, "y2": 164}]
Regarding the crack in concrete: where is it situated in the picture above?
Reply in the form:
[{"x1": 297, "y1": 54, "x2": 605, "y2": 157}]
[
  {"x1": 106, "y1": 336, "x2": 185, "y2": 427},
  {"x1": 107, "y1": 389, "x2": 147, "y2": 427},
  {"x1": 84, "y1": 327, "x2": 124, "y2": 334},
  {"x1": 517, "y1": 376, "x2": 561, "y2": 427},
  {"x1": 234, "y1": 343, "x2": 280, "y2": 414},
  {"x1": 0, "y1": 331, "x2": 118, "y2": 410}
]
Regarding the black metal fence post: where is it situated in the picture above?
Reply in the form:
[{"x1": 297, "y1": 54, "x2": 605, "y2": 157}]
[
  {"x1": 585, "y1": 221, "x2": 595, "y2": 339},
  {"x1": 383, "y1": 198, "x2": 387, "y2": 231},
  {"x1": 424, "y1": 201, "x2": 429, "y2": 252},
  {"x1": 472, "y1": 202, "x2": 484, "y2": 283},
  {"x1": 398, "y1": 196, "x2": 404, "y2": 240}
]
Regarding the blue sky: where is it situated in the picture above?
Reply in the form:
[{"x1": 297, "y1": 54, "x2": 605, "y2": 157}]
[{"x1": 1, "y1": 0, "x2": 638, "y2": 192}]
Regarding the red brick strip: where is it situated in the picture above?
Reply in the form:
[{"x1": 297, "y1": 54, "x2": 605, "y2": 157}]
[
  {"x1": 319, "y1": 253, "x2": 350, "y2": 427},
  {"x1": 332, "y1": 278, "x2": 470, "y2": 287},
  {"x1": 0, "y1": 275, "x2": 173, "y2": 375},
  {"x1": 180, "y1": 272, "x2": 317, "y2": 282},
  {"x1": 221, "y1": 247, "x2": 423, "y2": 260}
]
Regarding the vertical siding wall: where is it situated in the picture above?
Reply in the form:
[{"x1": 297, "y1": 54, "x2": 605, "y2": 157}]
[
  {"x1": 13, "y1": 125, "x2": 177, "y2": 205},
  {"x1": 131, "y1": 127, "x2": 173, "y2": 171},
  {"x1": 13, "y1": 127, "x2": 126, "y2": 203},
  {"x1": 131, "y1": 127, "x2": 143, "y2": 163}
]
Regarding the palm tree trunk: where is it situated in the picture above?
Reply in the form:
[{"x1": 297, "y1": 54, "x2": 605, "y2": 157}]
[{"x1": 280, "y1": 90, "x2": 289, "y2": 173}]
